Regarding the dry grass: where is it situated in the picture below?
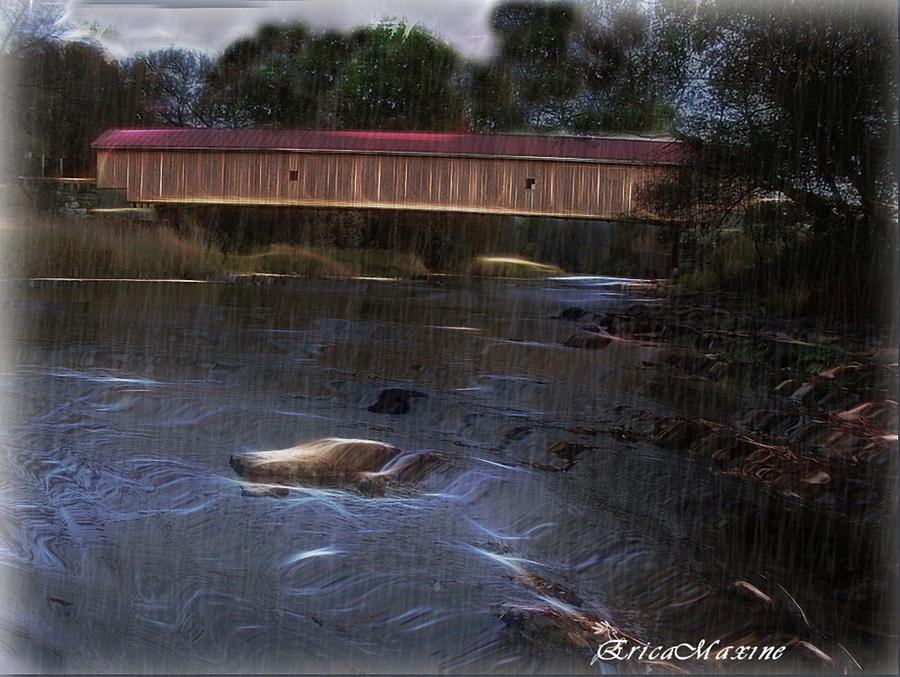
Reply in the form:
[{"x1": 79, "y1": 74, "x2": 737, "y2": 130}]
[
  {"x1": 2, "y1": 214, "x2": 224, "y2": 280},
  {"x1": 224, "y1": 245, "x2": 429, "y2": 278},
  {"x1": 223, "y1": 245, "x2": 352, "y2": 277},
  {"x1": 329, "y1": 247, "x2": 429, "y2": 277},
  {"x1": 0, "y1": 214, "x2": 431, "y2": 280}
]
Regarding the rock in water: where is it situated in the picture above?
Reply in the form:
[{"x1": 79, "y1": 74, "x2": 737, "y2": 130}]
[
  {"x1": 555, "y1": 307, "x2": 588, "y2": 320},
  {"x1": 240, "y1": 484, "x2": 291, "y2": 498},
  {"x1": 229, "y1": 438, "x2": 400, "y2": 484},
  {"x1": 229, "y1": 437, "x2": 440, "y2": 496},
  {"x1": 367, "y1": 388, "x2": 427, "y2": 414},
  {"x1": 562, "y1": 331, "x2": 612, "y2": 350}
]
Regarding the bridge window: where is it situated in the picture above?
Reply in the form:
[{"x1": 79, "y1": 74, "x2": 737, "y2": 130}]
[
  {"x1": 289, "y1": 170, "x2": 299, "y2": 181},
  {"x1": 525, "y1": 177, "x2": 536, "y2": 190}
]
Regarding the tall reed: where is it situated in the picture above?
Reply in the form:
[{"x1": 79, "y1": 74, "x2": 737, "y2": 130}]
[{"x1": 2, "y1": 214, "x2": 224, "y2": 279}]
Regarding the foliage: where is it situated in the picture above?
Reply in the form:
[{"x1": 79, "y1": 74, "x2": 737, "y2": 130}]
[
  {"x1": 686, "y1": 0, "x2": 898, "y2": 237},
  {"x1": 473, "y1": 0, "x2": 687, "y2": 133},
  {"x1": 571, "y1": 0, "x2": 689, "y2": 133},
  {"x1": 460, "y1": 62, "x2": 519, "y2": 133},
  {"x1": 645, "y1": 0, "x2": 898, "y2": 318},
  {"x1": 202, "y1": 24, "x2": 352, "y2": 127},
  {"x1": 334, "y1": 21, "x2": 465, "y2": 131},
  {"x1": 200, "y1": 19, "x2": 467, "y2": 131},
  {"x1": 6, "y1": 39, "x2": 135, "y2": 175},
  {"x1": 484, "y1": 2, "x2": 580, "y2": 129}
]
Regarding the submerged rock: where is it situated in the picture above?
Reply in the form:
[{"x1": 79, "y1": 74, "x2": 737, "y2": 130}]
[
  {"x1": 367, "y1": 388, "x2": 427, "y2": 414},
  {"x1": 519, "y1": 572, "x2": 583, "y2": 606},
  {"x1": 240, "y1": 484, "x2": 291, "y2": 498},
  {"x1": 554, "y1": 307, "x2": 591, "y2": 321},
  {"x1": 531, "y1": 441, "x2": 595, "y2": 471},
  {"x1": 562, "y1": 331, "x2": 612, "y2": 350}
]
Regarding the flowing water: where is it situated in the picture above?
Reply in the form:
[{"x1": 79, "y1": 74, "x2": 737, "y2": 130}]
[{"x1": 0, "y1": 277, "x2": 894, "y2": 673}]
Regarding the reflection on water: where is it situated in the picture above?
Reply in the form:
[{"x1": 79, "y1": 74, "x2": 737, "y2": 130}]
[{"x1": 0, "y1": 278, "x2": 894, "y2": 673}]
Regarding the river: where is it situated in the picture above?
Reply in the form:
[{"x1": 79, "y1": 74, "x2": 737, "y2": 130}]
[{"x1": 0, "y1": 277, "x2": 895, "y2": 673}]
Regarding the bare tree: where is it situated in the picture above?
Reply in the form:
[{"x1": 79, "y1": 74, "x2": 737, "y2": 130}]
[
  {"x1": 128, "y1": 49, "x2": 215, "y2": 127},
  {"x1": 1, "y1": 0, "x2": 67, "y2": 53}
]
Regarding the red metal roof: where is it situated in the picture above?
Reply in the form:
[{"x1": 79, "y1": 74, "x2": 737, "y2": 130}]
[{"x1": 91, "y1": 128, "x2": 685, "y2": 164}]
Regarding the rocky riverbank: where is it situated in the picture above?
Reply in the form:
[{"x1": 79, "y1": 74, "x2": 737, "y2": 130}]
[
  {"x1": 500, "y1": 290, "x2": 897, "y2": 672},
  {"x1": 555, "y1": 291, "x2": 896, "y2": 515}
]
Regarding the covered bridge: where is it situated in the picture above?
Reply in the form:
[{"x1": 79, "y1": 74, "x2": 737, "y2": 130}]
[{"x1": 92, "y1": 128, "x2": 684, "y2": 221}]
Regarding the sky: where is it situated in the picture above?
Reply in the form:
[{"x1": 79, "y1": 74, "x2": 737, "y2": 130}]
[{"x1": 62, "y1": 0, "x2": 504, "y2": 60}]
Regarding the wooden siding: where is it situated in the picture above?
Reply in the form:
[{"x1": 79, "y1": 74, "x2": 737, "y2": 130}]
[
  {"x1": 102, "y1": 148, "x2": 672, "y2": 220},
  {"x1": 96, "y1": 150, "x2": 129, "y2": 189}
]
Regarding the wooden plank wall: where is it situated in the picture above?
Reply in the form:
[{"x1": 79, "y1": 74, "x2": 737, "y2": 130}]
[
  {"x1": 100, "y1": 149, "x2": 671, "y2": 220},
  {"x1": 96, "y1": 150, "x2": 129, "y2": 189}
]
